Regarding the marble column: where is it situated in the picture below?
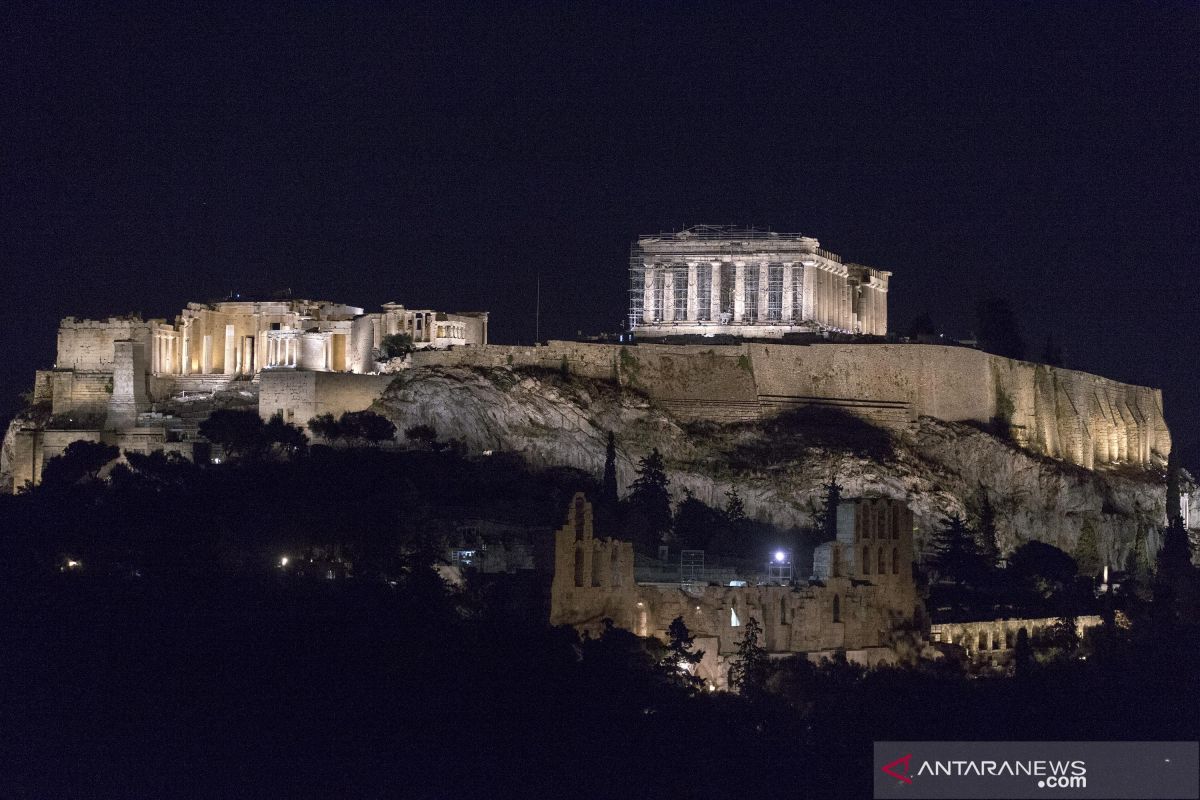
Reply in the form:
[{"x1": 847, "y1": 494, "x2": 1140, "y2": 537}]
[
  {"x1": 733, "y1": 264, "x2": 745, "y2": 322},
  {"x1": 758, "y1": 263, "x2": 769, "y2": 322},
  {"x1": 782, "y1": 265, "x2": 794, "y2": 323},
  {"x1": 662, "y1": 270, "x2": 675, "y2": 322},
  {"x1": 686, "y1": 263, "x2": 698, "y2": 321},
  {"x1": 642, "y1": 266, "x2": 655, "y2": 323},
  {"x1": 710, "y1": 264, "x2": 721, "y2": 321},
  {"x1": 180, "y1": 323, "x2": 190, "y2": 375}
]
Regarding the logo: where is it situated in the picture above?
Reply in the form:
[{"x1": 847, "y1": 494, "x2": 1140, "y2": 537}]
[{"x1": 882, "y1": 754, "x2": 913, "y2": 785}]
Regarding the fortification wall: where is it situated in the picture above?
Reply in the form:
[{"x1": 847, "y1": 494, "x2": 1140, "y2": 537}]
[
  {"x1": 258, "y1": 370, "x2": 393, "y2": 425},
  {"x1": 411, "y1": 341, "x2": 1170, "y2": 468},
  {"x1": 56, "y1": 318, "x2": 155, "y2": 372},
  {"x1": 49, "y1": 371, "x2": 112, "y2": 417}
]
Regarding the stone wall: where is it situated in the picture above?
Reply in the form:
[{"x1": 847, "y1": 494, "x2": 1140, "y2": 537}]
[
  {"x1": 6, "y1": 426, "x2": 194, "y2": 491},
  {"x1": 929, "y1": 615, "x2": 1103, "y2": 662},
  {"x1": 258, "y1": 370, "x2": 394, "y2": 427},
  {"x1": 56, "y1": 318, "x2": 156, "y2": 372},
  {"x1": 412, "y1": 341, "x2": 1170, "y2": 468}
]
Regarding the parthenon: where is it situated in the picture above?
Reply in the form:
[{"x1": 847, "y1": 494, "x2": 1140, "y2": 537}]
[{"x1": 629, "y1": 225, "x2": 890, "y2": 338}]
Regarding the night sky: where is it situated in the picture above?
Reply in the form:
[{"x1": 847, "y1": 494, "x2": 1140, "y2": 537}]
[{"x1": 4, "y1": 4, "x2": 1197, "y2": 468}]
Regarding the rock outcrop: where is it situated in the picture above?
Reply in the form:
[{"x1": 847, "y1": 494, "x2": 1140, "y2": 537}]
[{"x1": 373, "y1": 365, "x2": 1184, "y2": 568}]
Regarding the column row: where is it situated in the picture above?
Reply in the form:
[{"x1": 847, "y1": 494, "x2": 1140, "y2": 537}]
[{"x1": 641, "y1": 262, "x2": 855, "y2": 326}]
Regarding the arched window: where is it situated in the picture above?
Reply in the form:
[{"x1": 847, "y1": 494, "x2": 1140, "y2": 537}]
[
  {"x1": 877, "y1": 547, "x2": 885, "y2": 575},
  {"x1": 573, "y1": 495, "x2": 585, "y2": 540},
  {"x1": 591, "y1": 545, "x2": 602, "y2": 587},
  {"x1": 977, "y1": 631, "x2": 986, "y2": 651},
  {"x1": 832, "y1": 594, "x2": 841, "y2": 623},
  {"x1": 891, "y1": 547, "x2": 899, "y2": 574},
  {"x1": 892, "y1": 505, "x2": 901, "y2": 539},
  {"x1": 862, "y1": 547, "x2": 870, "y2": 575},
  {"x1": 573, "y1": 545, "x2": 585, "y2": 587},
  {"x1": 780, "y1": 596, "x2": 788, "y2": 625},
  {"x1": 610, "y1": 547, "x2": 621, "y2": 587}
]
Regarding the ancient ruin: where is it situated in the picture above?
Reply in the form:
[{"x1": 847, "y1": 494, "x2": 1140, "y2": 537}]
[
  {"x1": 629, "y1": 225, "x2": 890, "y2": 338},
  {"x1": 550, "y1": 494, "x2": 923, "y2": 688},
  {"x1": 3, "y1": 298, "x2": 486, "y2": 491}
]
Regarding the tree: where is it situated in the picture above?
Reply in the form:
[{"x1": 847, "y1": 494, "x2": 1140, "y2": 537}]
[
  {"x1": 339, "y1": 410, "x2": 396, "y2": 444},
  {"x1": 1007, "y1": 541, "x2": 1079, "y2": 608},
  {"x1": 264, "y1": 412, "x2": 308, "y2": 453},
  {"x1": 929, "y1": 513, "x2": 993, "y2": 588},
  {"x1": 601, "y1": 431, "x2": 619, "y2": 510},
  {"x1": 1166, "y1": 449, "x2": 1182, "y2": 526},
  {"x1": 975, "y1": 490, "x2": 1000, "y2": 567},
  {"x1": 380, "y1": 333, "x2": 414, "y2": 360},
  {"x1": 307, "y1": 413, "x2": 341, "y2": 442},
  {"x1": 405, "y1": 424, "x2": 439, "y2": 450},
  {"x1": 812, "y1": 478, "x2": 843, "y2": 543},
  {"x1": 39, "y1": 440, "x2": 119, "y2": 487},
  {"x1": 199, "y1": 408, "x2": 266, "y2": 459},
  {"x1": 1013, "y1": 627, "x2": 1034, "y2": 679},
  {"x1": 662, "y1": 616, "x2": 704, "y2": 688},
  {"x1": 1049, "y1": 613, "x2": 1080, "y2": 656},
  {"x1": 627, "y1": 449, "x2": 672, "y2": 551},
  {"x1": 975, "y1": 296, "x2": 1026, "y2": 360},
  {"x1": 673, "y1": 489, "x2": 724, "y2": 551},
  {"x1": 728, "y1": 617, "x2": 769, "y2": 698},
  {"x1": 1154, "y1": 516, "x2": 1196, "y2": 617},
  {"x1": 724, "y1": 487, "x2": 745, "y2": 525}
]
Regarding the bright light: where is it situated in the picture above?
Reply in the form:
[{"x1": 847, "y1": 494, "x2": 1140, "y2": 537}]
[
  {"x1": 65, "y1": 559, "x2": 79, "y2": 569},
  {"x1": 279, "y1": 556, "x2": 289, "y2": 567},
  {"x1": 774, "y1": 550, "x2": 786, "y2": 563}
]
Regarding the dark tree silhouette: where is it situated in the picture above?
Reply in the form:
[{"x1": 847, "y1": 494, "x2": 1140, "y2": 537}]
[
  {"x1": 662, "y1": 616, "x2": 705, "y2": 689},
  {"x1": 601, "y1": 431, "x2": 619, "y2": 510},
  {"x1": 1013, "y1": 627, "x2": 1034, "y2": 679},
  {"x1": 929, "y1": 513, "x2": 994, "y2": 588},
  {"x1": 264, "y1": 412, "x2": 309, "y2": 452},
  {"x1": 673, "y1": 489, "x2": 724, "y2": 551},
  {"x1": 627, "y1": 448, "x2": 672, "y2": 550},
  {"x1": 975, "y1": 296, "x2": 1026, "y2": 360},
  {"x1": 339, "y1": 410, "x2": 397, "y2": 444},
  {"x1": 728, "y1": 617, "x2": 769, "y2": 698},
  {"x1": 975, "y1": 489, "x2": 1000, "y2": 567},
  {"x1": 1166, "y1": 449, "x2": 1182, "y2": 526},
  {"x1": 812, "y1": 478, "x2": 843, "y2": 543},
  {"x1": 39, "y1": 440, "x2": 120, "y2": 487},
  {"x1": 199, "y1": 408, "x2": 266, "y2": 458},
  {"x1": 307, "y1": 413, "x2": 341, "y2": 441},
  {"x1": 380, "y1": 333, "x2": 414, "y2": 359},
  {"x1": 405, "y1": 424, "x2": 439, "y2": 450}
]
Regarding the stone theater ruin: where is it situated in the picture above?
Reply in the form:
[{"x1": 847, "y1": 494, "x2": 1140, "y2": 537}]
[{"x1": 550, "y1": 493, "x2": 923, "y2": 688}]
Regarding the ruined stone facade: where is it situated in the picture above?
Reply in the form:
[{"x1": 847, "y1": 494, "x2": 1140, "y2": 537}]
[
  {"x1": 929, "y1": 615, "x2": 1103, "y2": 665},
  {"x1": 550, "y1": 494, "x2": 922, "y2": 688},
  {"x1": 630, "y1": 226, "x2": 889, "y2": 338},
  {"x1": 6, "y1": 298, "x2": 487, "y2": 491}
]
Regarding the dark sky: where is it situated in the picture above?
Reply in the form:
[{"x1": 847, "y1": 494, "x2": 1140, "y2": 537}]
[{"x1": 3, "y1": 3, "x2": 1197, "y2": 468}]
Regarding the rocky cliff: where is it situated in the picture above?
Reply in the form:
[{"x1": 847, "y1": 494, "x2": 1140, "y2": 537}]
[{"x1": 373, "y1": 365, "x2": 1185, "y2": 568}]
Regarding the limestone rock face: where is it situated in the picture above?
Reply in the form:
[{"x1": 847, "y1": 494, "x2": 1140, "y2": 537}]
[
  {"x1": 373, "y1": 365, "x2": 1184, "y2": 567},
  {"x1": 0, "y1": 417, "x2": 22, "y2": 494}
]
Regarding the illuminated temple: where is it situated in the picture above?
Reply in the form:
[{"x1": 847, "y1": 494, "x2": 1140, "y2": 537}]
[{"x1": 629, "y1": 225, "x2": 890, "y2": 338}]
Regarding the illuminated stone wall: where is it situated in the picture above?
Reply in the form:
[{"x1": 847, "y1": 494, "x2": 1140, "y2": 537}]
[
  {"x1": 413, "y1": 341, "x2": 1171, "y2": 468},
  {"x1": 550, "y1": 494, "x2": 922, "y2": 688}
]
